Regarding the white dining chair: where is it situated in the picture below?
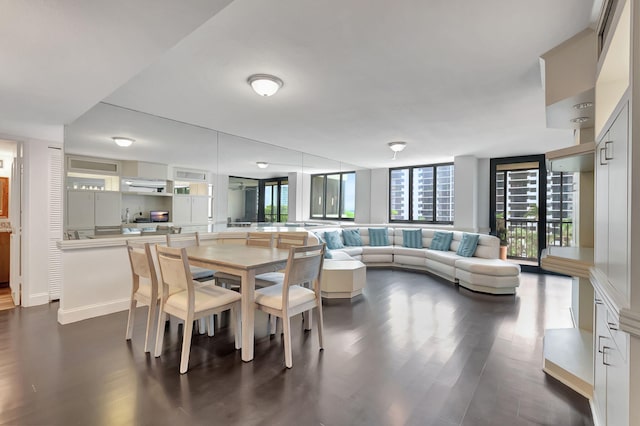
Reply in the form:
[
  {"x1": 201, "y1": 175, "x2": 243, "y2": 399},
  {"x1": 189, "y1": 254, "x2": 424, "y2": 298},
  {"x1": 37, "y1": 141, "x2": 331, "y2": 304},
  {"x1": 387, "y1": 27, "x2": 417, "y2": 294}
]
[
  {"x1": 253, "y1": 243, "x2": 325, "y2": 368},
  {"x1": 154, "y1": 245, "x2": 242, "y2": 374},
  {"x1": 166, "y1": 232, "x2": 216, "y2": 335},
  {"x1": 125, "y1": 241, "x2": 160, "y2": 353}
]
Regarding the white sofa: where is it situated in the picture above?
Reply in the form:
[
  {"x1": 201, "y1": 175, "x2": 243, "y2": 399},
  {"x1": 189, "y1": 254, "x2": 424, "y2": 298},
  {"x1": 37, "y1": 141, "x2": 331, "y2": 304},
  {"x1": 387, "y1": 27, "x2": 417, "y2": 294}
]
[{"x1": 309, "y1": 226, "x2": 521, "y2": 295}]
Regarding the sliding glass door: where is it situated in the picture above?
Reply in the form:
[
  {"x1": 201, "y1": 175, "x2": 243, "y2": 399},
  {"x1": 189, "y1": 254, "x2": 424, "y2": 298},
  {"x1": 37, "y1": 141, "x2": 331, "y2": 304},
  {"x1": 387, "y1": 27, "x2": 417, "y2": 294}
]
[{"x1": 260, "y1": 178, "x2": 288, "y2": 223}]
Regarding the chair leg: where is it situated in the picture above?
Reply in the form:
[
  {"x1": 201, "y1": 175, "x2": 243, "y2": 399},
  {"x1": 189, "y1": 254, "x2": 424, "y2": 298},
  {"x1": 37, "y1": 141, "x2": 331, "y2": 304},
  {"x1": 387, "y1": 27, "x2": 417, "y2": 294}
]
[
  {"x1": 125, "y1": 298, "x2": 137, "y2": 340},
  {"x1": 316, "y1": 304, "x2": 324, "y2": 350},
  {"x1": 207, "y1": 315, "x2": 215, "y2": 337},
  {"x1": 231, "y1": 304, "x2": 241, "y2": 350},
  {"x1": 304, "y1": 309, "x2": 313, "y2": 331},
  {"x1": 180, "y1": 316, "x2": 195, "y2": 374},
  {"x1": 283, "y1": 316, "x2": 293, "y2": 368},
  {"x1": 143, "y1": 301, "x2": 157, "y2": 353},
  {"x1": 154, "y1": 310, "x2": 167, "y2": 358},
  {"x1": 269, "y1": 315, "x2": 277, "y2": 335},
  {"x1": 198, "y1": 318, "x2": 206, "y2": 335}
]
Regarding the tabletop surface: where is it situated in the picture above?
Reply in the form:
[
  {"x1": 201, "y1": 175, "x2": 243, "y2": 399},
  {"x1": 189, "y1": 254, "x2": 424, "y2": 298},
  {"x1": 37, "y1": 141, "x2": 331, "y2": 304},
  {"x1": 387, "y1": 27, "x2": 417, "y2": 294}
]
[{"x1": 186, "y1": 245, "x2": 289, "y2": 270}]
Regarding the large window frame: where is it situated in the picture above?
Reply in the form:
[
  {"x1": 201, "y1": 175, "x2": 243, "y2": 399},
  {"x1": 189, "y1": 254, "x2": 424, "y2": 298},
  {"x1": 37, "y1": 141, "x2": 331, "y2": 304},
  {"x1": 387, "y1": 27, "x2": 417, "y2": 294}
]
[
  {"x1": 389, "y1": 162, "x2": 455, "y2": 224},
  {"x1": 310, "y1": 171, "x2": 356, "y2": 221},
  {"x1": 258, "y1": 177, "x2": 288, "y2": 223}
]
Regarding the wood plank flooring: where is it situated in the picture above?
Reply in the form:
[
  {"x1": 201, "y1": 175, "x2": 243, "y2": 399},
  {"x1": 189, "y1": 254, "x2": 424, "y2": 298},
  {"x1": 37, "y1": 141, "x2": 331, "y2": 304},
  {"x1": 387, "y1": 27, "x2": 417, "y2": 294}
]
[
  {"x1": 0, "y1": 271, "x2": 592, "y2": 425},
  {"x1": 0, "y1": 287, "x2": 14, "y2": 311}
]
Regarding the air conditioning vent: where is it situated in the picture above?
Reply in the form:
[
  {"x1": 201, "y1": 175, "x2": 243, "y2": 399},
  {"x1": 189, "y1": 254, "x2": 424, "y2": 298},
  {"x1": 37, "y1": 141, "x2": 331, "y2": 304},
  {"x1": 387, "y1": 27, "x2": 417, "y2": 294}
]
[
  {"x1": 67, "y1": 157, "x2": 119, "y2": 174},
  {"x1": 174, "y1": 169, "x2": 208, "y2": 182}
]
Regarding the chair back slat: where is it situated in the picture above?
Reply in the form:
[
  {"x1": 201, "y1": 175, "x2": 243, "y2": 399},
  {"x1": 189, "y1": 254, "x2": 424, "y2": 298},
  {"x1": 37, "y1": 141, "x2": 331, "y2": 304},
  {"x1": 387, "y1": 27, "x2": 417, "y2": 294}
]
[
  {"x1": 282, "y1": 244, "x2": 325, "y2": 288},
  {"x1": 126, "y1": 241, "x2": 158, "y2": 294},
  {"x1": 156, "y1": 245, "x2": 192, "y2": 296},
  {"x1": 276, "y1": 233, "x2": 309, "y2": 249},
  {"x1": 166, "y1": 232, "x2": 200, "y2": 248},
  {"x1": 247, "y1": 232, "x2": 273, "y2": 247}
]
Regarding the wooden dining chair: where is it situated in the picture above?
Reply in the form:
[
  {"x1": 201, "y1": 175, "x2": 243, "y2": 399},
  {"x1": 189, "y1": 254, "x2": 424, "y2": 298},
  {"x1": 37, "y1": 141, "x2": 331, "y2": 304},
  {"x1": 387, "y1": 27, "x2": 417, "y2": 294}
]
[
  {"x1": 125, "y1": 241, "x2": 160, "y2": 353},
  {"x1": 275, "y1": 232, "x2": 309, "y2": 249},
  {"x1": 253, "y1": 243, "x2": 325, "y2": 368},
  {"x1": 214, "y1": 232, "x2": 280, "y2": 288},
  {"x1": 154, "y1": 245, "x2": 242, "y2": 374}
]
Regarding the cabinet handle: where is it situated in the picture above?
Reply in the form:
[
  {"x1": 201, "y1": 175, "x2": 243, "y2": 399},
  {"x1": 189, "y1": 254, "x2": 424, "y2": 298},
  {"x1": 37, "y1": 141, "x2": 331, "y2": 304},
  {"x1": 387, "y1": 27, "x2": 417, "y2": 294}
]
[
  {"x1": 608, "y1": 322, "x2": 619, "y2": 331},
  {"x1": 602, "y1": 346, "x2": 611, "y2": 366},
  {"x1": 604, "y1": 141, "x2": 613, "y2": 160},
  {"x1": 599, "y1": 147, "x2": 607, "y2": 165},
  {"x1": 598, "y1": 335, "x2": 606, "y2": 353},
  {"x1": 595, "y1": 298, "x2": 603, "y2": 305}
]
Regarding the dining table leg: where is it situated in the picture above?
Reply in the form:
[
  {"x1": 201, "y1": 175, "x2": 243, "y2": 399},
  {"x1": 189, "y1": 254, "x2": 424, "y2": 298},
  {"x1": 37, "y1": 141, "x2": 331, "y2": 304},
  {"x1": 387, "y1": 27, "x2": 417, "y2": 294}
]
[{"x1": 240, "y1": 269, "x2": 256, "y2": 361}]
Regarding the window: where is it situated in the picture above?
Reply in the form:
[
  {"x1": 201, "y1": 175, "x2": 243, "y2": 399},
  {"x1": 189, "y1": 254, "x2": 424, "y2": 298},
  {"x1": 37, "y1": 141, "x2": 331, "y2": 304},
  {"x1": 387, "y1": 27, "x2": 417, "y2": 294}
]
[
  {"x1": 389, "y1": 163, "x2": 454, "y2": 223},
  {"x1": 310, "y1": 172, "x2": 356, "y2": 220},
  {"x1": 262, "y1": 178, "x2": 288, "y2": 222}
]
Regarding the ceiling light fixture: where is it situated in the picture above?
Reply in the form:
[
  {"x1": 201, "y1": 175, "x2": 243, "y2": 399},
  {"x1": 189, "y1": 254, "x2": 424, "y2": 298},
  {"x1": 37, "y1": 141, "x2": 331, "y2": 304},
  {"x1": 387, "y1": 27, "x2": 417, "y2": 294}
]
[
  {"x1": 112, "y1": 137, "x2": 134, "y2": 147},
  {"x1": 256, "y1": 161, "x2": 269, "y2": 169},
  {"x1": 247, "y1": 74, "x2": 283, "y2": 97},
  {"x1": 388, "y1": 141, "x2": 407, "y2": 160},
  {"x1": 573, "y1": 102, "x2": 593, "y2": 110},
  {"x1": 570, "y1": 117, "x2": 590, "y2": 124}
]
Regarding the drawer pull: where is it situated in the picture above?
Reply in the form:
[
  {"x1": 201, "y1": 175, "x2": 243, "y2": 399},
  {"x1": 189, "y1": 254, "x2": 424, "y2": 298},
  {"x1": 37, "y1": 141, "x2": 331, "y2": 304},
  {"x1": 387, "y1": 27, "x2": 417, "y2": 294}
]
[
  {"x1": 595, "y1": 298, "x2": 604, "y2": 305},
  {"x1": 599, "y1": 147, "x2": 607, "y2": 165},
  {"x1": 598, "y1": 335, "x2": 606, "y2": 353},
  {"x1": 608, "y1": 322, "x2": 619, "y2": 331},
  {"x1": 605, "y1": 141, "x2": 613, "y2": 160}
]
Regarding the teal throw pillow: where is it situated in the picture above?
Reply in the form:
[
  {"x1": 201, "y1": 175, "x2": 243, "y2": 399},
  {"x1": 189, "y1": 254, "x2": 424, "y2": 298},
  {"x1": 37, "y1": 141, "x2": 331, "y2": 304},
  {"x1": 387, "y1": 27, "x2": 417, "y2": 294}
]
[
  {"x1": 342, "y1": 229, "x2": 363, "y2": 246},
  {"x1": 456, "y1": 233, "x2": 480, "y2": 257},
  {"x1": 402, "y1": 229, "x2": 423, "y2": 249},
  {"x1": 368, "y1": 228, "x2": 389, "y2": 246},
  {"x1": 429, "y1": 231, "x2": 453, "y2": 251},
  {"x1": 324, "y1": 250, "x2": 333, "y2": 259},
  {"x1": 324, "y1": 231, "x2": 344, "y2": 250}
]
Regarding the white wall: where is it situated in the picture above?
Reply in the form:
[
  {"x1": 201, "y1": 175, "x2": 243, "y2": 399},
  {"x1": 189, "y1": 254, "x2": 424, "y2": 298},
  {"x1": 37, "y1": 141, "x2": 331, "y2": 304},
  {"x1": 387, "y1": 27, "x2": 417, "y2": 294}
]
[
  {"x1": 355, "y1": 169, "x2": 371, "y2": 223},
  {"x1": 227, "y1": 188, "x2": 244, "y2": 222},
  {"x1": 369, "y1": 168, "x2": 389, "y2": 223},
  {"x1": 213, "y1": 174, "x2": 229, "y2": 230},
  {"x1": 453, "y1": 155, "x2": 479, "y2": 232},
  {"x1": 287, "y1": 172, "x2": 303, "y2": 222}
]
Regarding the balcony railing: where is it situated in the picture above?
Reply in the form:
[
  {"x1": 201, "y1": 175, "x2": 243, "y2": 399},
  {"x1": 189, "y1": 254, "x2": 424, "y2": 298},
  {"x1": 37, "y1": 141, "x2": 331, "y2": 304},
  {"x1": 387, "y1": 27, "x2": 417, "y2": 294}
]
[{"x1": 504, "y1": 219, "x2": 573, "y2": 261}]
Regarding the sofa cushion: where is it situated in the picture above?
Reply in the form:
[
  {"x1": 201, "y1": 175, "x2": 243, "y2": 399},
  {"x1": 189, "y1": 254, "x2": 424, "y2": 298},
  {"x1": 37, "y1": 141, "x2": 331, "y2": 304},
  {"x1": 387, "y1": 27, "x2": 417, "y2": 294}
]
[
  {"x1": 340, "y1": 246, "x2": 363, "y2": 256},
  {"x1": 368, "y1": 228, "x2": 389, "y2": 246},
  {"x1": 393, "y1": 246, "x2": 428, "y2": 257},
  {"x1": 402, "y1": 229, "x2": 423, "y2": 249},
  {"x1": 343, "y1": 228, "x2": 363, "y2": 246},
  {"x1": 456, "y1": 233, "x2": 480, "y2": 257},
  {"x1": 430, "y1": 231, "x2": 453, "y2": 251},
  {"x1": 327, "y1": 251, "x2": 353, "y2": 261},
  {"x1": 324, "y1": 231, "x2": 344, "y2": 250},
  {"x1": 362, "y1": 245, "x2": 394, "y2": 255},
  {"x1": 455, "y1": 258, "x2": 520, "y2": 276}
]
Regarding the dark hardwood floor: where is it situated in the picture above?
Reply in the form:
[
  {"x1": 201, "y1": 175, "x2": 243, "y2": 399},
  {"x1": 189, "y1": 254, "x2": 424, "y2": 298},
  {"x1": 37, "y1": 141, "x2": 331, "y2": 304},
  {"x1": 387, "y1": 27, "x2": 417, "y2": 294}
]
[{"x1": 0, "y1": 271, "x2": 592, "y2": 425}]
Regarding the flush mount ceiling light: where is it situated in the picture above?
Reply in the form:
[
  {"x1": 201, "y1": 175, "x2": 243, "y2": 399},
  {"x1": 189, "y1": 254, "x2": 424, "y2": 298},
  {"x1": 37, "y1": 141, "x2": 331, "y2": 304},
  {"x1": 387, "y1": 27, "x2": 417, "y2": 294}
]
[
  {"x1": 247, "y1": 74, "x2": 283, "y2": 97},
  {"x1": 570, "y1": 117, "x2": 590, "y2": 124},
  {"x1": 388, "y1": 141, "x2": 407, "y2": 160},
  {"x1": 256, "y1": 161, "x2": 269, "y2": 169},
  {"x1": 573, "y1": 102, "x2": 593, "y2": 110},
  {"x1": 112, "y1": 137, "x2": 134, "y2": 147}
]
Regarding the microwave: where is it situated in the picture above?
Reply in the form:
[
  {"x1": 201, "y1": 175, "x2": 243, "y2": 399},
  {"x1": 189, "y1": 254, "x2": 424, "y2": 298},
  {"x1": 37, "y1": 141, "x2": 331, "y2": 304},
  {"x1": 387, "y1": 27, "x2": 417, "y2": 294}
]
[{"x1": 150, "y1": 210, "x2": 169, "y2": 223}]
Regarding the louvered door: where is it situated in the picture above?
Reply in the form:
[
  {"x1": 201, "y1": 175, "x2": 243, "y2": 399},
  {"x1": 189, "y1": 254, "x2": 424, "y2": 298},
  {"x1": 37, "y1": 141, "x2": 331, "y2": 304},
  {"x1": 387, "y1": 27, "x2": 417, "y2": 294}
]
[{"x1": 48, "y1": 147, "x2": 63, "y2": 300}]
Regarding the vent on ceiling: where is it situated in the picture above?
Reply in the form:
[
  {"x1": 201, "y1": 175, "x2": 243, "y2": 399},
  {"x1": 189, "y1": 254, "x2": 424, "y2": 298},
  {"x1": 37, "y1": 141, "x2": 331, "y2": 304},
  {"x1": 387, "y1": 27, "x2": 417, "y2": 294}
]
[
  {"x1": 174, "y1": 169, "x2": 208, "y2": 182},
  {"x1": 67, "y1": 157, "x2": 119, "y2": 174}
]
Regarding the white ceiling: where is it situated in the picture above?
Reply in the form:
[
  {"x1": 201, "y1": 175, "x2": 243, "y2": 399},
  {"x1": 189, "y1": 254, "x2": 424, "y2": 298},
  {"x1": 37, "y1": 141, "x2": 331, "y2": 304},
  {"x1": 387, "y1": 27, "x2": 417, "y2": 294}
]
[{"x1": 4, "y1": 0, "x2": 597, "y2": 170}]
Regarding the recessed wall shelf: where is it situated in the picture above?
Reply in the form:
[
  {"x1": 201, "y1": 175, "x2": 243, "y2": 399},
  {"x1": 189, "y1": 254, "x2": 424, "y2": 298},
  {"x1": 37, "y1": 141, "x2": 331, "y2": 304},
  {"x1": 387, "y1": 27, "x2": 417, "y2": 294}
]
[{"x1": 545, "y1": 141, "x2": 595, "y2": 172}]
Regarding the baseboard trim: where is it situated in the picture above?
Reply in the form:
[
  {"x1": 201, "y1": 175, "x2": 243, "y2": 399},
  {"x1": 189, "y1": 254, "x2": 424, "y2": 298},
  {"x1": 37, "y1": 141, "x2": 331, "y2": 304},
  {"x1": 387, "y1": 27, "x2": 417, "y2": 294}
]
[
  {"x1": 24, "y1": 292, "x2": 49, "y2": 307},
  {"x1": 57, "y1": 298, "x2": 130, "y2": 324}
]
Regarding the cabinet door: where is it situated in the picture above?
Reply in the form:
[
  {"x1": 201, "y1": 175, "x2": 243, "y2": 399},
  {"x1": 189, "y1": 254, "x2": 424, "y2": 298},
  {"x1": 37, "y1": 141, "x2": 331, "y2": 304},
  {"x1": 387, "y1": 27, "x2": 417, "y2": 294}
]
[
  {"x1": 67, "y1": 191, "x2": 95, "y2": 228},
  {"x1": 594, "y1": 134, "x2": 609, "y2": 275},
  {"x1": 94, "y1": 192, "x2": 121, "y2": 226},
  {"x1": 172, "y1": 196, "x2": 191, "y2": 225},
  {"x1": 606, "y1": 104, "x2": 629, "y2": 300},
  {"x1": 191, "y1": 196, "x2": 210, "y2": 224},
  {"x1": 593, "y1": 301, "x2": 608, "y2": 424},
  {"x1": 605, "y1": 333, "x2": 629, "y2": 426}
]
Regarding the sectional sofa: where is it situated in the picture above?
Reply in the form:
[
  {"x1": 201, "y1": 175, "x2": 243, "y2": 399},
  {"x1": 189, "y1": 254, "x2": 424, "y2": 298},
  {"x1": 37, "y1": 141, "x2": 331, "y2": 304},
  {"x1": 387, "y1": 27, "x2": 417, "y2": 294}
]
[{"x1": 308, "y1": 226, "x2": 521, "y2": 295}]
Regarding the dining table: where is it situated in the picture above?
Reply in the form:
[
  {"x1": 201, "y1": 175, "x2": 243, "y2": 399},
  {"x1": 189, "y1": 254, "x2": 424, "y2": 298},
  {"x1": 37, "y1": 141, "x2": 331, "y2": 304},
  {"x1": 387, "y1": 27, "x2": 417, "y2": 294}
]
[{"x1": 185, "y1": 244, "x2": 290, "y2": 361}]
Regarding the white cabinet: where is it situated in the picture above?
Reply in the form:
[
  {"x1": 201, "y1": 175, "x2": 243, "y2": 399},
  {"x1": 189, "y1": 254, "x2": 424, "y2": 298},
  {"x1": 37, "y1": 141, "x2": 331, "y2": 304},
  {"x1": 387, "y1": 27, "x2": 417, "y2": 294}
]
[
  {"x1": 121, "y1": 161, "x2": 168, "y2": 180},
  {"x1": 172, "y1": 195, "x2": 210, "y2": 225},
  {"x1": 67, "y1": 190, "x2": 121, "y2": 228},
  {"x1": 593, "y1": 293, "x2": 629, "y2": 426},
  {"x1": 594, "y1": 102, "x2": 629, "y2": 302}
]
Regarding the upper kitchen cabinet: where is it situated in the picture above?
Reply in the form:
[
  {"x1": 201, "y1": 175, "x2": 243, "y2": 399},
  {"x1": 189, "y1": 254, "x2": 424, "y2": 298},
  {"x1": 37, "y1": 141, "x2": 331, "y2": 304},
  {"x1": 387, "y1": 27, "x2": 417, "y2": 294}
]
[{"x1": 121, "y1": 161, "x2": 168, "y2": 180}]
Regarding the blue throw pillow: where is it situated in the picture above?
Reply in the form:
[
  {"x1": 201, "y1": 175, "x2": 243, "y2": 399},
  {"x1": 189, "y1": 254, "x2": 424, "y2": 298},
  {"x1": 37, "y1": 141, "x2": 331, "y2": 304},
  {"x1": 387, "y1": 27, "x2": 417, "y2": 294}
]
[
  {"x1": 457, "y1": 233, "x2": 480, "y2": 257},
  {"x1": 324, "y1": 230, "x2": 344, "y2": 250},
  {"x1": 402, "y1": 229, "x2": 423, "y2": 249},
  {"x1": 342, "y1": 229, "x2": 363, "y2": 246},
  {"x1": 430, "y1": 231, "x2": 453, "y2": 251},
  {"x1": 368, "y1": 228, "x2": 389, "y2": 246},
  {"x1": 324, "y1": 250, "x2": 333, "y2": 259}
]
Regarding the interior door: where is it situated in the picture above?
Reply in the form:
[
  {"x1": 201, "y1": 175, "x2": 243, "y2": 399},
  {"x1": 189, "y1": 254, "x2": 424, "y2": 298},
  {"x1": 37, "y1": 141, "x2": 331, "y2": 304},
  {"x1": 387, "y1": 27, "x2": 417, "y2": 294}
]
[{"x1": 9, "y1": 142, "x2": 23, "y2": 305}]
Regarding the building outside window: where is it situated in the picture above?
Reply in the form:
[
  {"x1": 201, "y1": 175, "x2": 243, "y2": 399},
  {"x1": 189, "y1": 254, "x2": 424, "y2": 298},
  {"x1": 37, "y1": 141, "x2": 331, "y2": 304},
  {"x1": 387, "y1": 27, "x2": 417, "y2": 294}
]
[
  {"x1": 390, "y1": 163, "x2": 454, "y2": 223},
  {"x1": 310, "y1": 172, "x2": 356, "y2": 220}
]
